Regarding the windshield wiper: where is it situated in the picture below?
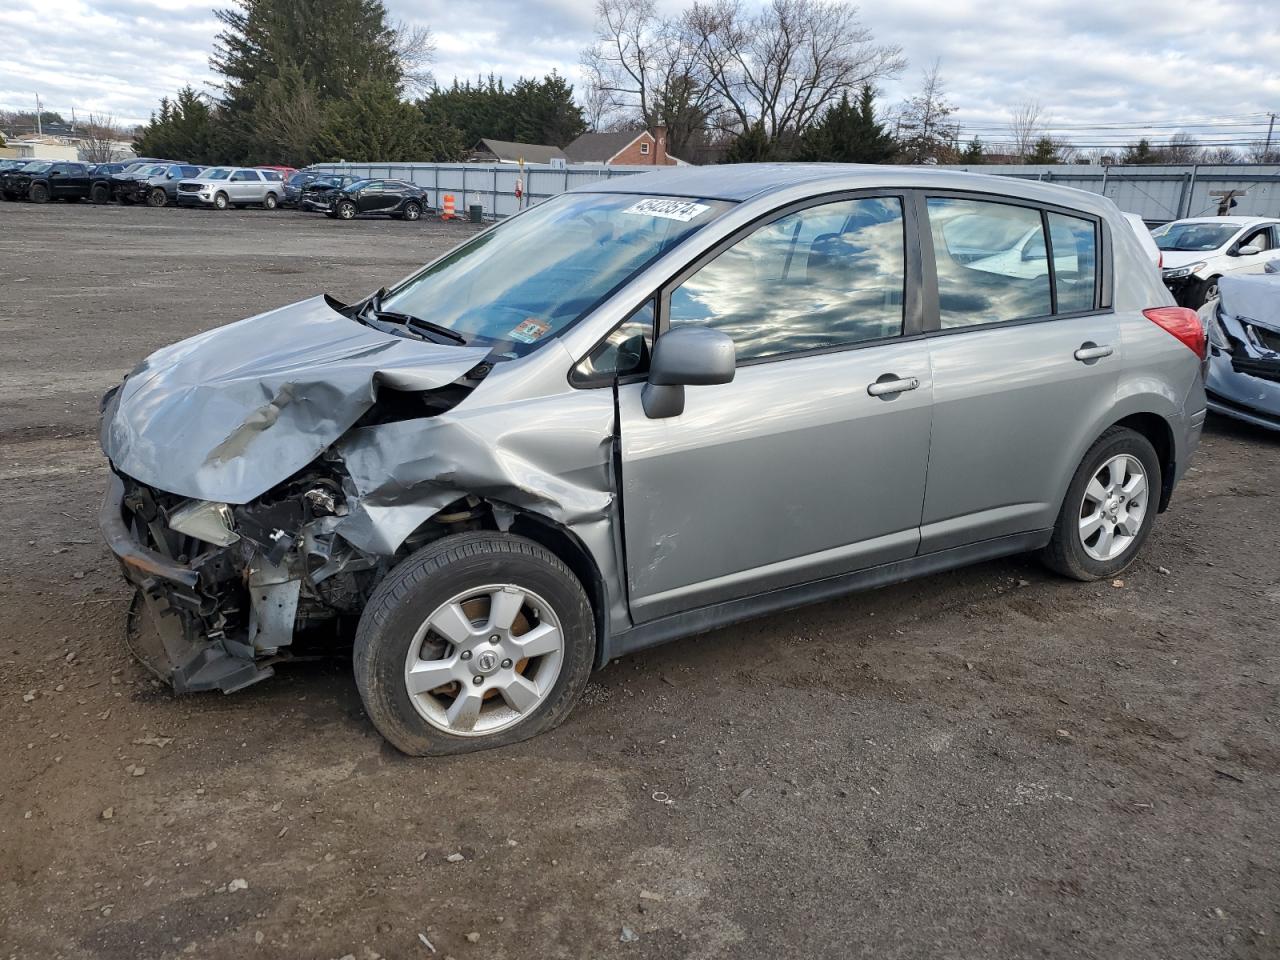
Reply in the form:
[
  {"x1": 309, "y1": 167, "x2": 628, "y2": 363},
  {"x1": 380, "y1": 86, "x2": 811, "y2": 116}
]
[
  {"x1": 373, "y1": 308, "x2": 468, "y2": 345},
  {"x1": 358, "y1": 289, "x2": 467, "y2": 345}
]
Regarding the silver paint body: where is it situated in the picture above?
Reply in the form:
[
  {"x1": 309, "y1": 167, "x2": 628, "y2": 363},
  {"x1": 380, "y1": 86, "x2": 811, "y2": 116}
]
[{"x1": 101, "y1": 164, "x2": 1206, "y2": 659}]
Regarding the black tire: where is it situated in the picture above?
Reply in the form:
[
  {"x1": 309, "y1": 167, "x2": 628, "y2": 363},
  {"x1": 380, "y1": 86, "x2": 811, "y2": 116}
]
[
  {"x1": 213, "y1": 191, "x2": 229, "y2": 210},
  {"x1": 148, "y1": 187, "x2": 167, "y2": 208},
  {"x1": 90, "y1": 183, "x2": 110, "y2": 204},
  {"x1": 402, "y1": 201, "x2": 422, "y2": 221},
  {"x1": 336, "y1": 199, "x2": 357, "y2": 220},
  {"x1": 1040, "y1": 426, "x2": 1162, "y2": 581},
  {"x1": 262, "y1": 192, "x2": 278, "y2": 210},
  {"x1": 1196, "y1": 276, "x2": 1221, "y2": 308},
  {"x1": 354, "y1": 532, "x2": 595, "y2": 756},
  {"x1": 29, "y1": 182, "x2": 49, "y2": 203}
]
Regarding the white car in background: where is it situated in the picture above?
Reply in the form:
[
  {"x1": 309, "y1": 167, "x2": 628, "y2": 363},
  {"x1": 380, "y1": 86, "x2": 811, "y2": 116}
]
[{"x1": 1154, "y1": 216, "x2": 1280, "y2": 308}]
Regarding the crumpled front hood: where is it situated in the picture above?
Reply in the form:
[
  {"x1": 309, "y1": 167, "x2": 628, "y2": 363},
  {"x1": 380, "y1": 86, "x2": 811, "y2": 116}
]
[
  {"x1": 101, "y1": 296, "x2": 490, "y2": 503},
  {"x1": 1219, "y1": 274, "x2": 1280, "y2": 334}
]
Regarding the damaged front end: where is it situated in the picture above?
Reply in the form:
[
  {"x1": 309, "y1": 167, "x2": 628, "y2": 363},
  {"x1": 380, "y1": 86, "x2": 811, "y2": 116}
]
[
  {"x1": 97, "y1": 292, "x2": 620, "y2": 693},
  {"x1": 100, "y1": 461, "x2": 382, "y2": 692}
]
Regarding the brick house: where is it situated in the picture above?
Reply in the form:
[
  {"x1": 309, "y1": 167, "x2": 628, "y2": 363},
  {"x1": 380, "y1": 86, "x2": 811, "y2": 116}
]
[{"x1": 563, "y1": 126, "x2": 681, "y2": 166}]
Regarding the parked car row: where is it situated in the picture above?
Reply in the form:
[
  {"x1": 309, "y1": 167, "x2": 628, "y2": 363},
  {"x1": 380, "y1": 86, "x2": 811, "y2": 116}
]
[{"x1": 1, "y1": 158, "x2": 435, "y2": 222}]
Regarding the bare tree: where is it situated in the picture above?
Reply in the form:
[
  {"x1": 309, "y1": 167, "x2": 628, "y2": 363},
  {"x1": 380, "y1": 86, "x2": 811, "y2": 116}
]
[
  {"x1": 895, "y1": 60, "x2": 958, "y2": 163},
  {"x1": 79, "y1": 113, "x2": 127, "y2": 163},
  {"x1": 394, "y1": 21, "x2": 437, "y2": 96},
  {"x1": 1203, "y1": 146, "x2": 1238, "y2": 164},
  {"x1": 1163, "y1": 131, "x2": 1202, "y2": 163},
  {"x1": 1008, "y1": 99, "x2": 1044, "y2": 162},
  {"x1": 581, "y1": 0, "x2": 719, "y2": 156},
  {"x1": 681, "y1": 0, "x2": 904, "y2": 147},
  {"x1": 1247, "y1": 140, "x2": 1280, "y2": 162}
]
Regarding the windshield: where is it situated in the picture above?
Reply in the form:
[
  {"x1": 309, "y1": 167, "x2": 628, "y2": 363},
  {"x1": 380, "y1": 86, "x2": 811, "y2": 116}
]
[
  {"x1": 23, "y1": 162, "x2": 53, "y2": 173},
  {"x1": 1152, "y1": 222, "x2": 1239, "y2": 252},
  {"x1": 203, "y1": 168, "x2": 232, "y2": 180},
  {"x1": 382, "y1": 193, "x2": 732, "y2": 356}
]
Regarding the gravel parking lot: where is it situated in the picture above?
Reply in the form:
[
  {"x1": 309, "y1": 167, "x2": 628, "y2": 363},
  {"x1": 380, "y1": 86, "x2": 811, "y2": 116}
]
[{"x1": 2, "y1": 202, "x2": 1277, "y2": 960}]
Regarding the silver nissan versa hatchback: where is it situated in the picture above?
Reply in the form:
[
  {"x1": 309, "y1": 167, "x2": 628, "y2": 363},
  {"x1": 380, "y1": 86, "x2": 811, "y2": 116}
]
[{"x1": 99, "y1": 164, "x2": 1208, "y2": 755}]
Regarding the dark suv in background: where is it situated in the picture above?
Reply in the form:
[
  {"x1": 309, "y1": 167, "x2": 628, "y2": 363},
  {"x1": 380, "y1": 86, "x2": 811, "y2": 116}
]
[
  {"x1": 296, "y1": 174, "x2": 358, "y2": 211},
  {"x1": 323, "y1": 178, "x2": 431, "y2": 221},
  {"x1": 119, "y1": 163, "x2": 207, "y2": 207},
  {"x1": 4, "y1": 161, "x2": 93, "y2": 202}
]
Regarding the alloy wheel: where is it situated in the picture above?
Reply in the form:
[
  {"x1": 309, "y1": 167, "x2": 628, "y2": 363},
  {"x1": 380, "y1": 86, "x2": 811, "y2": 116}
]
[
  {"x1": 1078, "y1": 454, "x2": 1148, "y2": 562},
  {"x1": 403, "y1": 584, "x2": 564, "y2": 737}
]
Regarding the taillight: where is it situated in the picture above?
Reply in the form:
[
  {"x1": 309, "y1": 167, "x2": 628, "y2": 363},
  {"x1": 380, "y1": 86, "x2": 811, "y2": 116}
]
[
  {"x1": 1157, "y1": 253, "x2": 1163, "y2": 269},
  {"x1": 1143, "y1": 306, "x2": 1206, "y2": 360}
]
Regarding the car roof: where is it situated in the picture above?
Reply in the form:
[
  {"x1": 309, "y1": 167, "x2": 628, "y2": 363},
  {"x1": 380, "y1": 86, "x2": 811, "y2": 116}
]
[
  {"x1": 568, "y1": 162, "x2": 1123, "y2": 217},
  {"x1": 1166, "y1": 216, "x2": 1277, "y2": 227}
]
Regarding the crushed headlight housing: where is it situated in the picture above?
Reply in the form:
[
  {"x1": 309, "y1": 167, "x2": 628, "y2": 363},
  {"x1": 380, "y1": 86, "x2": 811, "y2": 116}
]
[
  {"x1": 1162, "y1": 262, "x2": 1206, "y2": 280},
  {"x1": 168, "y1": 499, "x2": 240, "y2": 546}
]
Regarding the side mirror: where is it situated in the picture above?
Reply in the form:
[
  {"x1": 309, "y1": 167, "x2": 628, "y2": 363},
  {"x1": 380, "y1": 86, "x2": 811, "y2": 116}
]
[
  {"x1": 1236, "y1": 244, "x2": 1261, "y2": 257},
  {"x1": 641, "y1": 325, "x2": 736, "y2": 419}
]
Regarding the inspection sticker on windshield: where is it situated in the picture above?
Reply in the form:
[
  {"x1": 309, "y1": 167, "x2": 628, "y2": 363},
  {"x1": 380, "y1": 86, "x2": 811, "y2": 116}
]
[
  {"x1": 509, "y1": 317, "x2": 552, "y2": 344},
  {"x1": 623, "y1": 198, "x2": 711, "y2": 222}
]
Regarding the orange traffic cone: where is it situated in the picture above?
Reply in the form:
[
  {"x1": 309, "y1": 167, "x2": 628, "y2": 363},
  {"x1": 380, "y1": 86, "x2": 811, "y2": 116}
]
[{"x1": 441, "y1": 194, "x2": 456, "y2": 220}]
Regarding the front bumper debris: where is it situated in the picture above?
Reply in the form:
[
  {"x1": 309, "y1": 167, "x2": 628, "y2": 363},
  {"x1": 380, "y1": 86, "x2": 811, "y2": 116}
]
[{"x1": 101, "y1": 474, "x2": 273, "y2": 692}]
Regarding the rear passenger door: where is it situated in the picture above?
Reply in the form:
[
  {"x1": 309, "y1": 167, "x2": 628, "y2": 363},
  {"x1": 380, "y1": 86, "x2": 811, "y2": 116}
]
[
  {"x1": 230, "y1": 169, "x2": 260, "y2": 202},
  {"x1": 918, "y1": 195, "x2": 1119, "y2": 552},
  {"x1": 617, "y1": 194, "x2": 935, "y2": 621}
]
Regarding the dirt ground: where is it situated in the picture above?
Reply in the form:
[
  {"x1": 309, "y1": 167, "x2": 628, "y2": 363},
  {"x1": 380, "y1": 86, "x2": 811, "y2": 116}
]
[{"x1": 1, "y1": 201, "x2": 1277, "y2": 960}]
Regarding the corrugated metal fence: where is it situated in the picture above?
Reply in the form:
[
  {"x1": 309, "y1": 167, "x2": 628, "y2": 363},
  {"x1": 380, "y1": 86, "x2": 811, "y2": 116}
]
[
  {"x1": 309, "y1": 162, "x2": 654, "y2": 218},
  {"x1": 311, "y1": 161, "x2": 1280, "y2": 224}
]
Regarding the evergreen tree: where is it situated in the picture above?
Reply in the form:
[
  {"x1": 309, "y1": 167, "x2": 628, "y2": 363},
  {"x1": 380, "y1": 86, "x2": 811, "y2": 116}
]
[
  {"x1": 1027, "y1": 135, "x2": 1061, "y2": 164},
  {"x1": 418, "y1": 72, "x2": 587, "y2": 149},
  {"x1": 1121, "y1": 138, "x2": 1159, "y2": 164},
  {"x1": 133, "y1": 86, "x2": 215, "y2": 160},
  {"x1": 211, "y1": 0, "x2": 402, "y2": 161},
  {"x1": 795, "y1": 85, "x2": 896, "y2": 163},
  {"x1": 961, "y1": 137, "x2": 985, "y2": 164},
  {"x1": 723, "y1": 122, "x2": 773, "y2": 163},
  {"x1": 320, "y1": 80, "x2": 438, "y2": 161}
]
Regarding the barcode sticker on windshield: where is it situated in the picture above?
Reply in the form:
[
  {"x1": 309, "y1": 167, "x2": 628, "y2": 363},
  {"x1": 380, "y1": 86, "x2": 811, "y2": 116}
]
[{"x1": 623, "y1": 198, "x2": 711, "y2": 222}]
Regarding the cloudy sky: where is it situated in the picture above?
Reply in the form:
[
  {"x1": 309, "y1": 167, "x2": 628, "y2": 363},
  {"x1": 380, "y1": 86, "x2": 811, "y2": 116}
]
[{"x1": 2, "y1": 0, "x2": 1278, "y2": 151}]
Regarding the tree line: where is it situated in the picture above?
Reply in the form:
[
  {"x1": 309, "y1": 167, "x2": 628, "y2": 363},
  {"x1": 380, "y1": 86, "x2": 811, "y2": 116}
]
[{"x1": 128, "y1": 0, "x2": 1277, "y2": 167}]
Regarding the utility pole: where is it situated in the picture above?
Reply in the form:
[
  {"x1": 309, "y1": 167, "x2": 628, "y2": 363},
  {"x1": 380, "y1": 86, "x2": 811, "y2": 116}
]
[
  {"x1": 1265, "y1": 112, "x2": 1276, "y2": 161},
  {"x1": 35, "y1": 93, "x2": 42, "y2": 137}
]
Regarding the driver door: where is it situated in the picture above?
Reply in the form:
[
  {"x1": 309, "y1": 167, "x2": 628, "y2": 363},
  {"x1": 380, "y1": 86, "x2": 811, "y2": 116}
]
[{"x1": 616, "y1": 194, "x2": 933, "y2": 622}]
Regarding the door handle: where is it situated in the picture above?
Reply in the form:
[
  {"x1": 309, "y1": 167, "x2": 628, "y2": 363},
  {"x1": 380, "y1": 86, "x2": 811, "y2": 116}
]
[
  {"x1": 867, "y1": 375, "x2": 920, "y2": 398},
  {"x1": 1073, "y1": 343, "x2": 1113, "y2": 362}
]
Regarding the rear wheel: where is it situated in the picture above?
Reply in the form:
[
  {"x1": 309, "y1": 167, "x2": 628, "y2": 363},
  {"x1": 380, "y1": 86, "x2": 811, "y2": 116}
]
[
  {"x1": 1040, "y1": 426, "x2": 1161, "y2": 581},
  {"x1": 90, "y1": 183, "x2": 110, "y2": 204},
  {"x1": 336, "y1": 199, "x2": 357, "y2": 220},
  {"x1": 354, "y1": 532, "x2": 595, "y2": 756},
  {"x1": 263, "y1": 192, "x2": 278, "y2": 210},
  {"x1": 213, "y1": 191, "x2": 229, "y2": 210},
  {"x1": 29, "y1": 183, "x2": 49, "y2": 203},
  {"x1": 147, "y1": 187, "x2": 167, "y2": 207}
]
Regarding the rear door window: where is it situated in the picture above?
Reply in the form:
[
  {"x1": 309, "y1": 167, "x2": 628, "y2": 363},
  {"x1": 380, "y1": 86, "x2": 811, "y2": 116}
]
[
  {"x1": 927, "y1": 197, "x2": 1053, "y2": 327},
  {"x1": 1047, "y1": 212, "x2": 1099, "y2": 313}
]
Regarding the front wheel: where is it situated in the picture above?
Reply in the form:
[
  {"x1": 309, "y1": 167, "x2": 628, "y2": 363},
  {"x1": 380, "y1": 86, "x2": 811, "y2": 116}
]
[
  {"x1": 354, "y1": 532, "x2": 595, "y2": 756},
  {"x1": 29, "y1": 183, "x2": 50, "y2": 203},
  {"x1": 336, "y1": 199, "x2": 357, "y2": 220},
  {"x1": 402, "y1": 201, "x2": 422, "y2": 221},
  {"x1": 1040, "y1": 426, "x2": 1161, "y2": 581},
  {"x1": 213, "y1": 191, "x2": 229, "y2": 210},
  {"x1": 148, "y1": 188, "x2": 167, "y2": 207}
]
